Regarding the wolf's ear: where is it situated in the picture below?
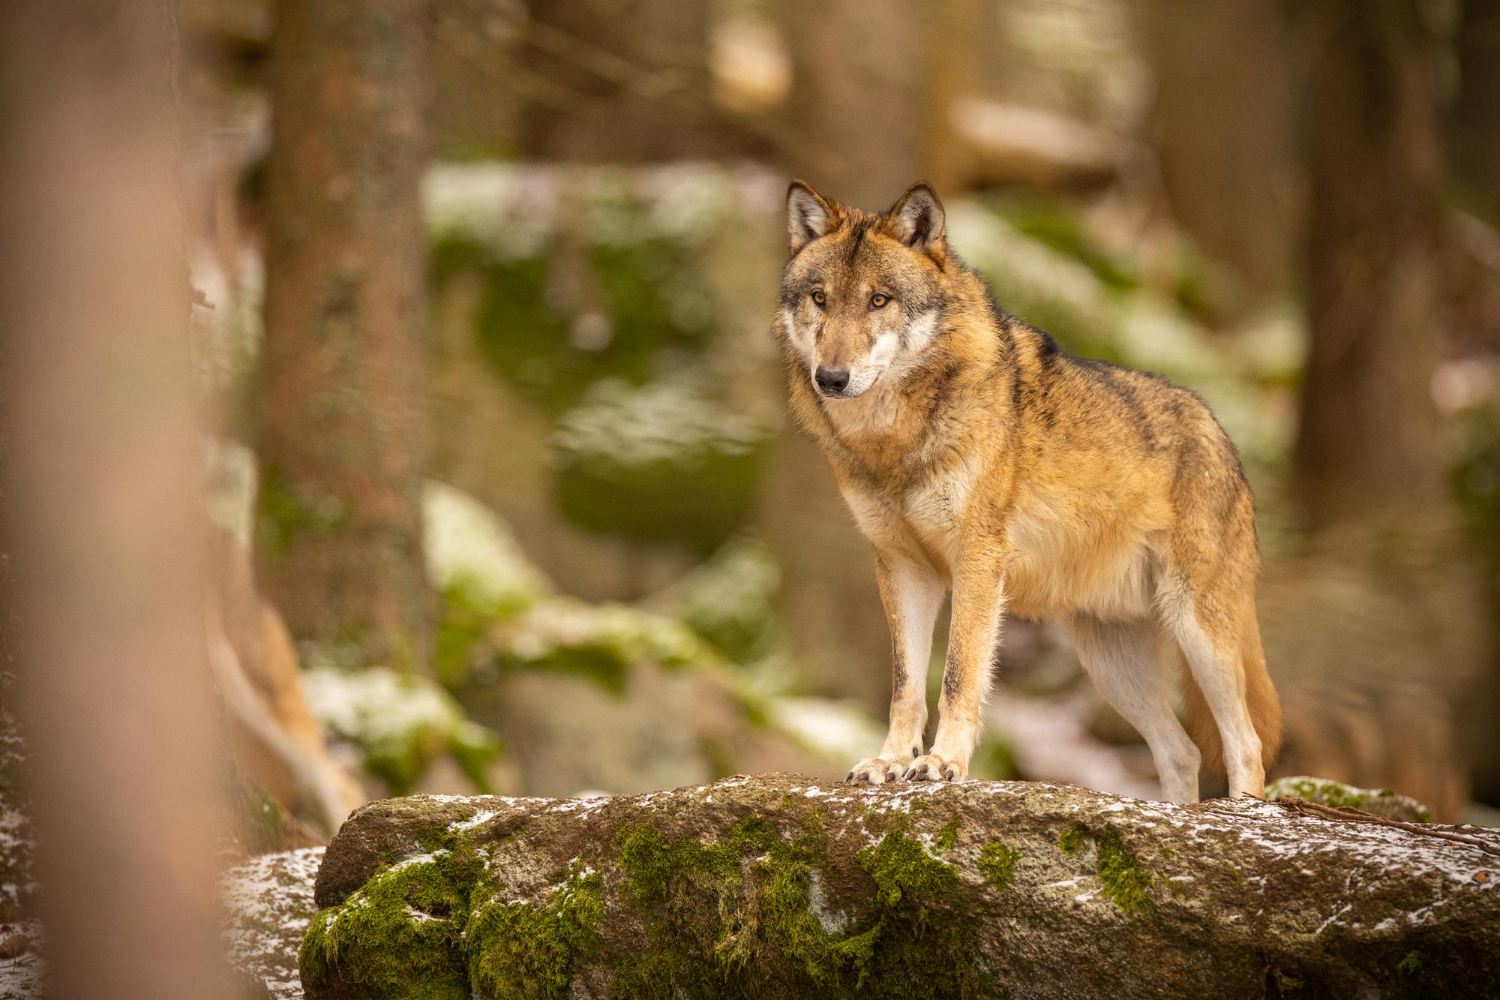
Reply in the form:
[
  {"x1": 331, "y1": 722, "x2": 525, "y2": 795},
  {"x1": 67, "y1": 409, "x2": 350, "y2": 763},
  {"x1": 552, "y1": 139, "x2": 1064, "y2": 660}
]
[
  {"x1": 787, "y1": 181, "x2": 836, "y2": 254},
  {"x1": 888, "y1": 183, "x2": 946, "y2": 252}
]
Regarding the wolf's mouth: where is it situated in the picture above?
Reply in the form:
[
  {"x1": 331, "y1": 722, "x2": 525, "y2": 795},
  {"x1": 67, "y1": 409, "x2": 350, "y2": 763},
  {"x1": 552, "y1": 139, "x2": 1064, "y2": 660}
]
[{"x1": 816, "y1": 374, "x2": 877, "y2": 400}]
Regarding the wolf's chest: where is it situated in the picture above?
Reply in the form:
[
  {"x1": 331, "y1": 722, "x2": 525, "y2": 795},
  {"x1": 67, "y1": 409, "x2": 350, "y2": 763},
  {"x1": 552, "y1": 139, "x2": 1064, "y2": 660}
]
[
  {"x1": 839, "y1": 460, "x2": 977, "y2": 572},
  {"x1": 902, "y1": 464, "x2": 976, "y2": 541}
]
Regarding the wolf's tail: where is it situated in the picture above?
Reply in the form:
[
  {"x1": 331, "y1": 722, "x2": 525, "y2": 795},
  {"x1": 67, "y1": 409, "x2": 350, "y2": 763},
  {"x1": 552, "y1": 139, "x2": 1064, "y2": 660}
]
[{"x1": 1180, "y1": 620, "x2": 1282, "y2": 774}]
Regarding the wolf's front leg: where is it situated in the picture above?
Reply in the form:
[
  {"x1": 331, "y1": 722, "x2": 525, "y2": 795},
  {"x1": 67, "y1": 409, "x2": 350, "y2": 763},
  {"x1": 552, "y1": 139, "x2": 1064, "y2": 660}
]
[
  {"x1": 909, "y1": 544, "x2": 1005, "y2": 782},
  {"x1": 846, "y1": 551, "x2": 944, "y2": 785}
]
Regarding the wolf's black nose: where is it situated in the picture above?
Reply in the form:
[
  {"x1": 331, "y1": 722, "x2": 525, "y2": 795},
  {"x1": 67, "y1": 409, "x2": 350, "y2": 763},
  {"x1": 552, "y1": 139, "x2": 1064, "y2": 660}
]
[{"x1": 815, "y1": 367, "x2": 850, "y2": 394}]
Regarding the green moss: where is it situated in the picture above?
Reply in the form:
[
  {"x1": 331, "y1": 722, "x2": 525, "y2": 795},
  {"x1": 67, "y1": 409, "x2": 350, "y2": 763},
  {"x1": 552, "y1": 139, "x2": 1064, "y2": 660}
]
[
  {"x1": 934, "y1": 817, "x2": 960, "y2": 852},
  {"x1": 858, "y1": 828, "x2": 960, "y2": 910},
  {"x1": 976, "y1": 842, "x2": 1021, "y2": 889},
  {"x1": 304, "y1": 812, "x2": 1006, "y2": 999},
  {"x1": 1057, "y1": 823, "x2": 1152, "y2": 914},
  {"x1": 298, "y1": 848, "x2": 479, "y2": 1000},
  {"x1": 1094, "y1": 830, "x2": 1152, "y2": 913},
  {"x1": 611, "y1": 819, "x2": 995, "y2": 999},
  {"x1": 1265, "y1": 776, "x2": 1434, "y2": 823},
  {"x1": 468, "y1": 864, "x2": 605, "y2": 1000}
]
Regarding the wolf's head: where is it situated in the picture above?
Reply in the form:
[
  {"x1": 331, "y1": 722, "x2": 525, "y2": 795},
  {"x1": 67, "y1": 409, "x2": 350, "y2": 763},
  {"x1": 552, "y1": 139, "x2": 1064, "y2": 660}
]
[{"x1": 777, "y1": 181, "x2": 949, "y2": 400}]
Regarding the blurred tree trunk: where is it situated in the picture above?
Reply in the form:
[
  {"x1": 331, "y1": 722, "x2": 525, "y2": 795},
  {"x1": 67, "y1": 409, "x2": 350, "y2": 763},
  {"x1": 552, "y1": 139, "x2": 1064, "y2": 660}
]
[
  {"x1": 257, "y1": 0, "x2": 433, "y2": 672},
  {"x1": 1455, "y1": 0, "x2": 1500, "y2": 218},
  {"x1": 1135, "y1": 0, "x2": 1299, "y2": 305},
  {"x1": 0, "y1": 1, "x2": 232, "y2": 996},
  {"x1": 1292, "y1": 0, "x2": 1447, "y2": 530},
  {"x1": 781, "y1": 0, "x2": 926, "y2": 207}
]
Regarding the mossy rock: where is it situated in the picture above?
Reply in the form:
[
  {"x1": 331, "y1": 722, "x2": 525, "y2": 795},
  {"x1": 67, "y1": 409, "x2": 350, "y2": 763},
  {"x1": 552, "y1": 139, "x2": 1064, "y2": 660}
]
[
  {"x1": 1266, "y1": 775, "x2": 1435, "y2": 823},
  {"x1": 648, "y1": 537, "x2": 784, "y2": 663},
  {"x1": 422, "y1": 480, "x2": 551, "y2": 619},
  {"x1": 303, "y1": 667, "x2": 503, "y2": 795},
  {"x1": 550, "y1": 380, "x2": 768, "y2": 551},
  {"x1": 451, "y1": 596, "x2": 721, "y2": 693},
  {"x1": 302, "y1": 775, "x2": 1500, "y2": 999}
]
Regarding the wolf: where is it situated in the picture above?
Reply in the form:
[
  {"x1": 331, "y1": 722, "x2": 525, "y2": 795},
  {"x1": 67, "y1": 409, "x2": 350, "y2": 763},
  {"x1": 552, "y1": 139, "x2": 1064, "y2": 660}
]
[{"x1": 775, "y1": 180, "x2": 1281, "y2": 801}]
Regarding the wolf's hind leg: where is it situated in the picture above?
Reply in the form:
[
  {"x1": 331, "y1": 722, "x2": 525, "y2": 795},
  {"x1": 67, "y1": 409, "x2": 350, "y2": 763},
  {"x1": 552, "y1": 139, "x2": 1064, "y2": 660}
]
[
  {"x1": 847, "y1": 551, "x2": 944, "y2": 785},
  {"x1": 1062, "y1": 615, "x2": 1201, "y2": 803},
  {"x1": 1161, "y1": 577, "x2": 1264, "y2": 798}
]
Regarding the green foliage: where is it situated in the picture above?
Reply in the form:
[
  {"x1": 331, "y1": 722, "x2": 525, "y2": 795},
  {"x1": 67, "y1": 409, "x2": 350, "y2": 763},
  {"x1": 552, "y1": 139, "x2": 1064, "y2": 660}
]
[
  {"x1": 656, "y1": 538, "x2": 784, "y2": 663},
  {"x1": 462, "y1": 222, "x2": 718, "y2": 416},
  {"x1": 994, "y1": 195, "x2": 1139, "y2": 293},
  {"x1": 971, "y1": 738, "x2": 1021, "y2": 781}
]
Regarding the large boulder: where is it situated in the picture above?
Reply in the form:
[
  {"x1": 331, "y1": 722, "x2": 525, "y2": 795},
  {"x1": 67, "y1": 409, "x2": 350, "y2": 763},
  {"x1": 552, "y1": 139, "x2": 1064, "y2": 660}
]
[{"x1": 300, "y1": 775, "x2": 1500, "y2": 999}]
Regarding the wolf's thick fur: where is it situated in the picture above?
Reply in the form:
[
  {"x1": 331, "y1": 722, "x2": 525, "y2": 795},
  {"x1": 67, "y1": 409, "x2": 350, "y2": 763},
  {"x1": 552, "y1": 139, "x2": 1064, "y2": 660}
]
[{"x1": 776, "y1": 181, "x2": 1281, "y2": 801}]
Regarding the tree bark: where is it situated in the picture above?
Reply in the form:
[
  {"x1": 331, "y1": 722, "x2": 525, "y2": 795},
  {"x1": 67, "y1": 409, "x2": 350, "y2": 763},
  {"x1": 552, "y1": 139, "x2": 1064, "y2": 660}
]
[
  {"x1": 257, "y1": 0, "x2": 433, "y2": 671},
  {"x1": 299, "y1": 774, "x2": 1500, "y2": 999},
  {"x1": 1292, "y1": 0, "x2": 1448, "y2": 530},
  {"x1": 1134, "y1": 0, "x2": 1300, "y2": 304},
  {"x1": 1454, "y1": 0, "x2": 1500, "y2": 219},
  {"x1": 780, "y1": 0, "x2": 928, "y2": 208},
  {"x1": 0, "y1": 2, "x2": 232, "y2": 996}
]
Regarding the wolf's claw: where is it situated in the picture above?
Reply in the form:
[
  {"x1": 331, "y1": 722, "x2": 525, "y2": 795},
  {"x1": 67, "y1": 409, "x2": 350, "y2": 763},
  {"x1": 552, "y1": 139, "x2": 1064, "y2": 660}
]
[
  {"x1": 845, "y1": 757, "x2": 904, "y2": 785},
  {"x1": 904, "y1": 753, "x2": 965, "y2": 782}
]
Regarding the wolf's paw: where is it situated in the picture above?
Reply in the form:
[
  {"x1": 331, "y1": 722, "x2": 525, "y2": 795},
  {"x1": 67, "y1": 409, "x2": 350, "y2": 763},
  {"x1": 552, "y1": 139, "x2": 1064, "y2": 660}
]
[
  {"x1": 904, "y1": 753, "x2": 964, "y2": 782},
  {"x1": 845, "y1": 757, "x2": 905, "y2": 785}
]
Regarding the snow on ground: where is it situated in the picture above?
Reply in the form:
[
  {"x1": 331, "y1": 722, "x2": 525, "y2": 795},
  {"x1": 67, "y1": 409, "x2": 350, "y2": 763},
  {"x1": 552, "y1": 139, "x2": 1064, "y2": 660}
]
[
  {"x1": 0, "y1": 921, "x2": 43, "y2": 1000},
  {"x1": 222, "y1": 847, "x2": 324, "y2": 1000}
]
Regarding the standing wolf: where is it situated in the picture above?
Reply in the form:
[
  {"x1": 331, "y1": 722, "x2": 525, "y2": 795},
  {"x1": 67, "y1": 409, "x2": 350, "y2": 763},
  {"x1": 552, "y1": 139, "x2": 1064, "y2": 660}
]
[{"x1": 776, "y1": 181, "x2": 1281, "y2": 801}]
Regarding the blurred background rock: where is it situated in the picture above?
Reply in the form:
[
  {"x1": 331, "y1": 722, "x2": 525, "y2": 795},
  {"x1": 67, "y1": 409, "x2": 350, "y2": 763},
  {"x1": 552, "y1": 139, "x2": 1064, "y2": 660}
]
[{"x1": 178, "y1": 0, "x2": 1500, "y2": 826}]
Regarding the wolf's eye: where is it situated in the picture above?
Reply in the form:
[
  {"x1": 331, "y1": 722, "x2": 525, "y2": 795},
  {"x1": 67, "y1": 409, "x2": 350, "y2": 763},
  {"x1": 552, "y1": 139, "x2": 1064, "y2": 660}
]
[
  {"x1": 811, "y1": 289, "x2": 826, "y2": 307},
  {"x1": 869, "y1": 293, "x2": 890, "y2": 309}
]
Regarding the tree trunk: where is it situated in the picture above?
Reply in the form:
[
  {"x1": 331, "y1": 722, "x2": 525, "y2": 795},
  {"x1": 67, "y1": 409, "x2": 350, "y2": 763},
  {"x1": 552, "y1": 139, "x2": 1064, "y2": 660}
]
[
  {"x1": 299, "y1": 775, "x2": 1500, "y2": 999},
  {"x1": 1454, "y1": 0, "x2": 1500, "y2": 219},
  {"x1": 1134, "y1": 0, "x2": 1300, "y2": 305},
  {"x1": 0, "y1": 2, "x2": 232, "y2": 996},
  {"x1": 257, "y1": 0, "x2": 433, "y2": 671},
  {"x1": 780, "y1": 0, "x2": 927, "y2": 208},
  {"x1": 1292, "y1": 0, "x2": 1448, "y2": 530}
]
